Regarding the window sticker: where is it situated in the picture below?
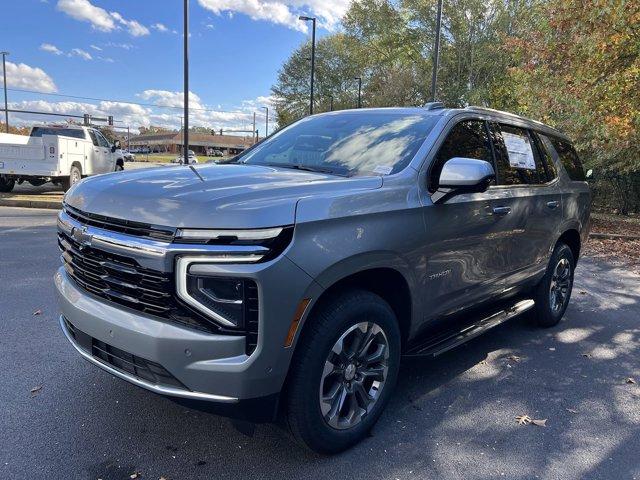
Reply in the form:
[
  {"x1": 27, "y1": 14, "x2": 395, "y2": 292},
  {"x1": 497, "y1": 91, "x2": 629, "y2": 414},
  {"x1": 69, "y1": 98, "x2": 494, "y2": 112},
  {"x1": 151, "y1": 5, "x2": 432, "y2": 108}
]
[
  {"x1": 502, "y1": 131, "x2": 536, "y2": 170},
  {"x1": 373, "y1": 165, "x2": 393, "y2": 175}
]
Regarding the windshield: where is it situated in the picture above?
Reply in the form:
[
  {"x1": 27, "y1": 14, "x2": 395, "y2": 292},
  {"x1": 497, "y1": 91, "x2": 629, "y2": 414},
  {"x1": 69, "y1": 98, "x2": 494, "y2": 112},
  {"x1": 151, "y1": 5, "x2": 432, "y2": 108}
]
[{"x1": 239, "y1": 112, "x2": 438, "y2": 176}]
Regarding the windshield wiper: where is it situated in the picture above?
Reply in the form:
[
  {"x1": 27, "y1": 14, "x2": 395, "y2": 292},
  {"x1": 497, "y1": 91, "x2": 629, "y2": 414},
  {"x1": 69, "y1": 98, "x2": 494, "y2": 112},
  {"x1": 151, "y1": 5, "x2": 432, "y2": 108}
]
[{"x1": 263, "y1": 163, "x2": 346, "y2": 176}]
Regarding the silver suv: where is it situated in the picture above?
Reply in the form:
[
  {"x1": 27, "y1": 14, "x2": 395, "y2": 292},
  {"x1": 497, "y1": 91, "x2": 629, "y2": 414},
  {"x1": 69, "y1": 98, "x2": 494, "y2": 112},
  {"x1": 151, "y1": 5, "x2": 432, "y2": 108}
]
[{"x1": 56, "y1": 105, "x2": 590, "y2": 453}]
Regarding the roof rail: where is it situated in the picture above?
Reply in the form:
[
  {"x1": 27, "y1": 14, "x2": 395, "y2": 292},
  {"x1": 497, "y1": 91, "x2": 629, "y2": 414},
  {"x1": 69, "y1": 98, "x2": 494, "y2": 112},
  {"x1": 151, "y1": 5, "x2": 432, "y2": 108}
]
[{"x1": 423, "y1": 102, "x2": 445, "y2": 110}]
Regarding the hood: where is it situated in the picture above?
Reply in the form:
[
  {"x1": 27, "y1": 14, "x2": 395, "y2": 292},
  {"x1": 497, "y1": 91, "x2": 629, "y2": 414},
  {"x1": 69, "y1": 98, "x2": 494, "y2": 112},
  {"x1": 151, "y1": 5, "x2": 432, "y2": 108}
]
[{"x1": 64, "y1": 164, "x2": 382, "y2": 229}]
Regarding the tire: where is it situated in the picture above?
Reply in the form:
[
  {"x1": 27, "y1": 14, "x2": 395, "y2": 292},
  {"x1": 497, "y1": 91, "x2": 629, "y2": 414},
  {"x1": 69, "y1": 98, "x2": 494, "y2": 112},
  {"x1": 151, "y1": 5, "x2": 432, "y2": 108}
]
[
  {"x1": 0, "y1": 175, "x2": 15, "y2": 193},
  {"x1": 530, "y1": 242, "x2": 575, "y2": 328},
  {"x1": 285, "y1": 290, "x2": 401, "y2": 454},
  {"x1": 62, "y1": 165, "x2": 82, "y2": 192}
]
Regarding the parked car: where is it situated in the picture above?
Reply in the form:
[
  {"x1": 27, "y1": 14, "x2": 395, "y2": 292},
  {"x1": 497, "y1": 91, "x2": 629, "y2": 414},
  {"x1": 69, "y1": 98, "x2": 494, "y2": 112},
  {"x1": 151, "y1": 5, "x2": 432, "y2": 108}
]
[
  {"x1": 171, "y1": 150, "x2": 198, "y2": 164},
  {"x1": 121, "y1": 150, "x2": 136, "y2": 162},
  {"x1": 0, "y1": 125, "x2": 124, "y2": 192},
  {"x1": 56, "y1": 105, "x2": 590, "y2": 453}
]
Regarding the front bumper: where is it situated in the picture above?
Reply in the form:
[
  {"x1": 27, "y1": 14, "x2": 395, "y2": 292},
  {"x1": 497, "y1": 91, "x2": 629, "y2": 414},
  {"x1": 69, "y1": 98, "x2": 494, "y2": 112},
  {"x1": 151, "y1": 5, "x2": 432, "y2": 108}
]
[{"x1": 55, "y1": 244, "x2": 319, "y2": 408}]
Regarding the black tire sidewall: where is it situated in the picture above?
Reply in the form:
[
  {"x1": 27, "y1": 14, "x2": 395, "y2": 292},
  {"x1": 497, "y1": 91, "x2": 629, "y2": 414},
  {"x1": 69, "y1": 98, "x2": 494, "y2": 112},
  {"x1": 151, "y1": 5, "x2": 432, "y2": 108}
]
[
  {"x1": 286, "y1": 291, "x2": 401, "y2": 453},
  {"x1": 0, "y1": 176, "x2": 15, "y2": 192}
]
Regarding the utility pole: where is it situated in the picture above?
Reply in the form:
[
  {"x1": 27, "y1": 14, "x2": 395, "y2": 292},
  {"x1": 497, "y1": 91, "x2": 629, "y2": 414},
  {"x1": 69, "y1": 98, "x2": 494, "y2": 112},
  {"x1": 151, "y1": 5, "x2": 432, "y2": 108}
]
[
  {"x1": 329, "y1": 95, "x2": 334, "y2": 112},
  {"x1": 127, "y1": 125, "x2": 130, "y2": 151},
  {"x1": 261, "y1": 106, "x2": 269, "y2": 137},
  {"x1": 299, "y1": 16, "x2": 317, "y2": 115},
  {"x1": 183, "y1": 0, "x2": 190, "y2": 163},
  {"x1": 1, "y1": 51, "x2": 9, "y2": 132},
  {"x1": 354, "y1": 77, "x2": 362, "y2": 108},
  {"x1": 252, "y1": 112, "x2": 256, "y2": 143},
  {"x1": 430, "y1": 0, "x2": 443, "y2": 102}
]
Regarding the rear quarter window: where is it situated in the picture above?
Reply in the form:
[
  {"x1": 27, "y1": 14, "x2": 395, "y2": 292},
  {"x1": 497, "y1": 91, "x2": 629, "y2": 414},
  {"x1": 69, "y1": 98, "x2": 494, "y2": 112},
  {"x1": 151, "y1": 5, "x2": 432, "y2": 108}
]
[{"x1": 547, "y1": 137, "x2": 585, "y2": 181}]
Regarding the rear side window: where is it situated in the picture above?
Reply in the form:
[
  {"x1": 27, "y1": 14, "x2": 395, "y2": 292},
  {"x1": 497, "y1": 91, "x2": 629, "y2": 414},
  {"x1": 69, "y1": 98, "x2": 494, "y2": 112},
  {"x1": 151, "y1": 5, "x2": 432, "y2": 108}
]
[
  {"x1": 30, "y1": 127, "x2": 86, "y2": 140},
  {"x1": 547, "y1": 137, "x2": 585, "y2": 181},
  {"x1": 532, "y1": 132, "x2": 558, "y2": 182},
  {"x1": 429, "y1": 119, "x2": 493, "y2": 191},
  {"x1": 490, "y1": 123, "x2": 546, "y2": 185}
]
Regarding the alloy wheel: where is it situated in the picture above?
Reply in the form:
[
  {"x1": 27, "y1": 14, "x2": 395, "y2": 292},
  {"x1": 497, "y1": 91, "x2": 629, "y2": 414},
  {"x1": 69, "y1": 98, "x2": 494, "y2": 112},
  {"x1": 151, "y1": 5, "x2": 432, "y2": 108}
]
[
  {"x1": 549, "y1": 257, "x2": 571, "y2": 312},
  {"x1": 319, "y1": 322, "x2": 389, "y2": 430}
]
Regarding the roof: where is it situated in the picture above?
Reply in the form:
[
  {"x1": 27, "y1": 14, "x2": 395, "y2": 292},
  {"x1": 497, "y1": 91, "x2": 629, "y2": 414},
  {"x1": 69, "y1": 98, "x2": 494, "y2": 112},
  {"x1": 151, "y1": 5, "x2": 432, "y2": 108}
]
[{"x1": 313, "y1": 105, "x2": 569, "y2": 140}]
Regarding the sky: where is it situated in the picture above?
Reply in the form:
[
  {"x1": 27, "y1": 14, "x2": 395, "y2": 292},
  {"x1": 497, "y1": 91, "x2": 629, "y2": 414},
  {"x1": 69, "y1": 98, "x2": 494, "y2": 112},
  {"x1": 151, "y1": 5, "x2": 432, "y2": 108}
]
[{"x1": 0, "y1": 0, "x2": 353, "y2": 135}]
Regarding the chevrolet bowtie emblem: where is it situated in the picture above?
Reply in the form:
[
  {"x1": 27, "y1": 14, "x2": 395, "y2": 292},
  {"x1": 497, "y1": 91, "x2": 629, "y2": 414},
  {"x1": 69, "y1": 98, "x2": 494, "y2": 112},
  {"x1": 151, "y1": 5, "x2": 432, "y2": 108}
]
[{"x1": 71, "y1": 226, "x2": 93, "y2": 248}]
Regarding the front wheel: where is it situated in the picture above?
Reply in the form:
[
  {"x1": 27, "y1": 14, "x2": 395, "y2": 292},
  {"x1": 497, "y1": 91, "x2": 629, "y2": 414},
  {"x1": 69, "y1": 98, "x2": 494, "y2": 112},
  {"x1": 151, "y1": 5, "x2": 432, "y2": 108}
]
[
  {"x1": 285, "y1": 290, "x2": 401, "y2": 454},
  {"x1": 0, "y1": 175, "x2": 15, "y2": 193},
  {"x1": 530, "y1": 242, "x2": 575, "y2": 327}
]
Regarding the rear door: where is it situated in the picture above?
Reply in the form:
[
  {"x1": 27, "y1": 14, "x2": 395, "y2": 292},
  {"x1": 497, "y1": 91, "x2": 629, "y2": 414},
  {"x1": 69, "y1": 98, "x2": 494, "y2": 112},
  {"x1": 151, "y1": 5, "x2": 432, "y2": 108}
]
[{"x1": 489, "y1": 123, "x2": 563, "y2": 283}]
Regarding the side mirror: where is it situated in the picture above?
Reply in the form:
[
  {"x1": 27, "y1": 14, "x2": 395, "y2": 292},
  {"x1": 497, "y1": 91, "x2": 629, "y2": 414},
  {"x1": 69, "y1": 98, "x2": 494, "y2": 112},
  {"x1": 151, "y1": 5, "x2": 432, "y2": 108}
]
[{"x1": 438, "y1": 157, "x2": 495, "y2": 192}]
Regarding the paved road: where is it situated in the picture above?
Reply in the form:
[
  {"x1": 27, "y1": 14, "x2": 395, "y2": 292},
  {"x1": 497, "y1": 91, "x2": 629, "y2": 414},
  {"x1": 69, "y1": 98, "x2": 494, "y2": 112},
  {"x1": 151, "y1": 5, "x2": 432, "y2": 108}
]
[{"x1": 1, "y1": 206, "x2": 639, "y2": 480}]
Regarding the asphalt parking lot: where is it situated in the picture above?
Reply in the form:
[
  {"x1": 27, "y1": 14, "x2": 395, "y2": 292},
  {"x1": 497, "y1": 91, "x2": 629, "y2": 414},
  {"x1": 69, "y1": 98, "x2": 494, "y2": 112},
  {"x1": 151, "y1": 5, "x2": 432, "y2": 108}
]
[{"x1": 1, "y1": 206, "x2": 639, "y2": 480}]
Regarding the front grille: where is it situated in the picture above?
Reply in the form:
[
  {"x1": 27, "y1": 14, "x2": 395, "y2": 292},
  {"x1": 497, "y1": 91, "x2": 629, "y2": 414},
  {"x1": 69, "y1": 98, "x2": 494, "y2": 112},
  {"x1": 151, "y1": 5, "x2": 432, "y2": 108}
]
[
  {"x1": 64, "y1": 204, "x2": 175, "y2": 241},
  {"x1": 58, "y1": 229, "x2": 260, "y2": 354},
  {"x1": 64, "y1": 318, "x2": 186, "y2": 389}
]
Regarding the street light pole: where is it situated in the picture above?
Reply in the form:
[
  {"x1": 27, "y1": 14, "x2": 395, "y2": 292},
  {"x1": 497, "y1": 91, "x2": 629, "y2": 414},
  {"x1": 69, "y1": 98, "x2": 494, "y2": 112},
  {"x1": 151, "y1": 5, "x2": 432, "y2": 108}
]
[
  {"x1": 299, "y1": 16, "x2": 317, "y2": 115},
  {"x1": 1, "y1": 51, "x2": 9, "y2": 133},
  {"x1": 430, "y1": 0, "x2": 443, "y2": 102},
  {"x1": 354, "y1": 77, "x2": 362, "y2": 108},
  {"x1": 261, "y1": 106, "x2": 269, "y2": 137},
  {"x1": 183, "y1": 0, "x2": 190, "y2": 164},
  {"x1": 329, "y1": 95, "x2": 334, "y2": 111}
]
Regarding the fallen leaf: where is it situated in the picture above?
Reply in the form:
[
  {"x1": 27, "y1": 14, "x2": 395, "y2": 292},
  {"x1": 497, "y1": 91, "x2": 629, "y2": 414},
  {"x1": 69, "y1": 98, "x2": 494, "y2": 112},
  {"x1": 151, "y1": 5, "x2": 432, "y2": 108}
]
[
  {"x1": 30, "y1": 386, "x2": 42, "y2": 396},
  {"x1": 532, "y1": 419, "x2": 547, "y2": 427},
  {"x1": 566, "y1": 408, "x2": 578, "y2": 414},
  {"x1": 32, "y1": 309, "x2": 42, "y2": 316},
  {"x1": 626, "y1": 378, "x2": 636, "y2": 384},
  {"x1": 129, "y1": 473, "x2": 140, "y2": 479},
  {"x1": 582, "y1": 353, "x2": 592, "y2": 358},
  {"x1": 515, "y1": 415, "x2": 532, "y2": 425},
  {"x1": 549, "y1": 347, "x2": 556, "y2": 351},
  {"x1": 579, "y1": 290, "x2": 587, "y2": 295},
  {"x1": 507, "y1": 355, "x2": 521, "y2": 362}
]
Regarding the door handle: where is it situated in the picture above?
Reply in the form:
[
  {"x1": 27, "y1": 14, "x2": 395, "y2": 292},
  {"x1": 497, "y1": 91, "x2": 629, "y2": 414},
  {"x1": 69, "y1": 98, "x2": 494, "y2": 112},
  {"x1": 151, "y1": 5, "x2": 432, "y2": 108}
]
[
  {"x1": 546, "y1": 200, "x2": 560, "y2": 209},
  {"x1": 492, "y1": 206, "x2": 511, "y2": 216}
]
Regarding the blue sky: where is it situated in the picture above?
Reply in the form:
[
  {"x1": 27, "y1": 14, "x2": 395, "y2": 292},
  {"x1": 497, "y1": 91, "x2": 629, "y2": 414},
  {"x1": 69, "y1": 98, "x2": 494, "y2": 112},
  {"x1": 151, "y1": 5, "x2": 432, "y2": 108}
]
[{"x1": 0, "y1": 0, "x2": 351, "y2": 133}]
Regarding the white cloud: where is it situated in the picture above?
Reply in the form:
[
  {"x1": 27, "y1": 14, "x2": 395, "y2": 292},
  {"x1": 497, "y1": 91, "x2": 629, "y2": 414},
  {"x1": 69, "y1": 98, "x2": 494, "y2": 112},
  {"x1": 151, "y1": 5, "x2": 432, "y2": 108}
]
[
  {"x1": 40, "y1": 43, "x2": 63, "y2": 55},
  {"x1": 197, "y1": 0, "x2": 353, "y2": 32},
  {"x1": 205, "y1": 24, "x2": 214, "y2": 29},
  {"x1": 1, "y1": 62, "x2": 57, "y2": 93},
  {"x1": 105, "y1": 42, "x2": 134, "y2": 50},
  {"x1": 57, "y1": 0, "x2": 115, "y2": 31},
  {"x1": 90, "y1": 44, "x2": 102, "y2": 51},
  {"x1": 56, "y1": 0, "x2": 149, "y2": 36},
  {"x1": 152, "y1": 23, "x2": 169, "y2": 32},
  {"x1": 110, "y1": 11, "x2": 150, "y2": 37},
  {"x1": 8, "y1": 91, "x2": 275, "y2": 134},
  {"x1": 70, "y1": 48, "x2": 93, "y2": 60}
]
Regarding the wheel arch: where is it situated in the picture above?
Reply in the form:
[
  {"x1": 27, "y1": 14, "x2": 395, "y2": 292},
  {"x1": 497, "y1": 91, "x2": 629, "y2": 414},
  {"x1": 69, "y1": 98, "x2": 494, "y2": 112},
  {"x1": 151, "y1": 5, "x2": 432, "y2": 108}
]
[{"x1": 556, "y1": 228, "x2": 581, "y2": 264}]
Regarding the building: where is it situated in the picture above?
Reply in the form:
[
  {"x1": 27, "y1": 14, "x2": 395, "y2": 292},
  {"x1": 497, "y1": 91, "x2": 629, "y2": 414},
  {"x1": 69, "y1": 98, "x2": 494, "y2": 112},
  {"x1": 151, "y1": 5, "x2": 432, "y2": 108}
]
[{"x1": 128, "y1": 131, "x2": 256, "y2": 156}]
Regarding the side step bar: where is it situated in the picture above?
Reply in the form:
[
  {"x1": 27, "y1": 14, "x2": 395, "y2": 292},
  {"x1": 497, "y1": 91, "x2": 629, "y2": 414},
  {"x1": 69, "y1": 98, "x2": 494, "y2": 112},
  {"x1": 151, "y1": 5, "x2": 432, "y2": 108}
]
[{"x1": 403, "y1": 299, "x2": 535, "y2": 358}]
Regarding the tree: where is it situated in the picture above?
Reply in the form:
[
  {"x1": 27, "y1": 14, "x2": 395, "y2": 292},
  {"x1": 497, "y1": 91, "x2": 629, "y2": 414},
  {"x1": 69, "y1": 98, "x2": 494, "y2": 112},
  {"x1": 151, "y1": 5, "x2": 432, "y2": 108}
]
[{"x1": 0, "y1": 123, "x2": 30, "y2": 135}]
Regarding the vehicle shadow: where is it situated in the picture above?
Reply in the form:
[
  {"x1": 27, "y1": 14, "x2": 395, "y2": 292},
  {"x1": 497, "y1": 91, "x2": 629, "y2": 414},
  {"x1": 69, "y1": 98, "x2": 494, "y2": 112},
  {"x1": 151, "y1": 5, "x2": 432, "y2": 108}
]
[{"x1": 60, "y1": 258, "x2": 640, "y2": 480}]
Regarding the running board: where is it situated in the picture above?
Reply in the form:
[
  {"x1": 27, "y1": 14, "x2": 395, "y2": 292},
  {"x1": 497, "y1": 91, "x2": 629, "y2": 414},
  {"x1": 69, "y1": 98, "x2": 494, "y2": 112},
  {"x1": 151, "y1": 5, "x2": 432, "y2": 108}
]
[{"x1": 403, "y1": 299, "x2": 535, "y2": 358}]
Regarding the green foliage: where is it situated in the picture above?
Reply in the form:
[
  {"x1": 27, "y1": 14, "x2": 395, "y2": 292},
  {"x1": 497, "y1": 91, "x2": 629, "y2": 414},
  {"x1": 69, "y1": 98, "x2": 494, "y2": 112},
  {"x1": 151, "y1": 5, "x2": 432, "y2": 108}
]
[{"x1": 271, "y1": 0, "x2": 638, "y2": 171}]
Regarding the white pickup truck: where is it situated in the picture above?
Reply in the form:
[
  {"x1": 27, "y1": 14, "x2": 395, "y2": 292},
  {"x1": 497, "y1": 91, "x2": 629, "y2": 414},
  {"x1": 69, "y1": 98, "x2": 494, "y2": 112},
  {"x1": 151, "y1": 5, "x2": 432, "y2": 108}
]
[{"x1": 0, "y1": 125, "x2": 124, "y2": 192}]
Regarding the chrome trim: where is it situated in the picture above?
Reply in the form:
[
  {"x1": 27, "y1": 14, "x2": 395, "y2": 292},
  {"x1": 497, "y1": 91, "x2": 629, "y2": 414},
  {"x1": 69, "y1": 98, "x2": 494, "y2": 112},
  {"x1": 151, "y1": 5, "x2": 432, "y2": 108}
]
[
  {"x1": 59, "y1": 316, "x2": 238, "y2": 404},
  {"x1": 175, "y1": 256, "x2": 255, "y2": 327},
  {"x1": 57, "y1": 210, "x2": 269, "y2": 260},
  {"x1": 177, "y1": 227, "x2": 283, "y2": 241}
]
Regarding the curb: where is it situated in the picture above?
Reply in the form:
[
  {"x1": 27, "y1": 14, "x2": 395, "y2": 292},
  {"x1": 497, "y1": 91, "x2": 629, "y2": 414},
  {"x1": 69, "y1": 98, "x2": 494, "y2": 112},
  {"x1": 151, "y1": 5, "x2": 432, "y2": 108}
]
[{"x1": 0, "y1": 198, "x2": 61, "y2": 210}]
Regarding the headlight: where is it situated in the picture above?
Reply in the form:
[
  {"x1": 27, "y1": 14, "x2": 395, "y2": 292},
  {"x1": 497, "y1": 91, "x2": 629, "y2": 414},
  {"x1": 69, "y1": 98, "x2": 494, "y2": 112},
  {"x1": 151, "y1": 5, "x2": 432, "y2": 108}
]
[
  {"x1": 186, "y1": 276, "x2": 246, "y2": 328},
  {"x1": 175, "y1": 257, "x2": 257, "y2": 329}
]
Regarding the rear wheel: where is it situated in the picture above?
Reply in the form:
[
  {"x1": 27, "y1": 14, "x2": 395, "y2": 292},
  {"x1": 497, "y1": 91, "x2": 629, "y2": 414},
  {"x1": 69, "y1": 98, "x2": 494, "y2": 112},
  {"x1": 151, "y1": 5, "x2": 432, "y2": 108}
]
[
  {"x1": 0, "y1": 175, "x2": 15, "y2": 193},
  {"x1": 285, "y1": 290, "x2": 401, "y2": 454},
  {"x1": 530, "y1": 242, "x2": 575, "y2": 327},
  {"x1": 62, "y1": 165, "x2": 82, "y2": 191}
]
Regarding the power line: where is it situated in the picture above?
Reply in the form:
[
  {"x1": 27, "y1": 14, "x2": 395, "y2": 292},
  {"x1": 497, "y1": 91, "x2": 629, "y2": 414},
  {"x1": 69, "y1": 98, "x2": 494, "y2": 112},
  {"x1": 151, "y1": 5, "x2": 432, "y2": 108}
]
[{"x1": 6, "y1": 87, "x2": 269, "y2": 117}]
